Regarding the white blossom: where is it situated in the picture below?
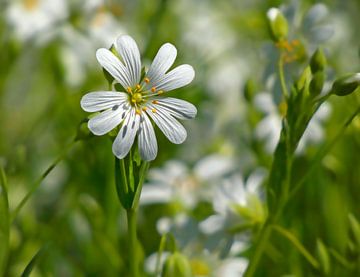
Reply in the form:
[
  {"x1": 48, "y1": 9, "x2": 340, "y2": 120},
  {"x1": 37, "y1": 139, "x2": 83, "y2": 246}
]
[{"x1": 81, "y1": 35, "x2": 196, "y2": 161}]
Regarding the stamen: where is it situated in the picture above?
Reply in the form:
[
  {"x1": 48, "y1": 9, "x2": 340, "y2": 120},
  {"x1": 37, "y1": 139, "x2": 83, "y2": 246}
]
[
  {"x1": 151, "y1": 108, "x2": 157, "y2": 113},
  {"x1": 135, "y1": 109, "x2": 142, "y2": 115},
  {"x1": 142, "y1": 107, "x2": 147, "y2": 111},
  {"x1": 127, "y1": 87, "x2": 132, "y2": 93},
  {"x1": 136, "y1": 84, "x2": 141, "y2": 90},
  {"x1": 151, "y1": 87, "x2": 156, "y2": 93},
  {"x1": 158, "y1": 90, "x2": 164, "y2": 94},
  {"x1": 152, "y1": 100, "x2": 158, "y2": 104},
  {"x1": 144, "y1": 77, "x2": 150, "y2": 83}
]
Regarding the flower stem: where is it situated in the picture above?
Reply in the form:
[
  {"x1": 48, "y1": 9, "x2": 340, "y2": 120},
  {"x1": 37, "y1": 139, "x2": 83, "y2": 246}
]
[
  {"x1": 127, "y1": 208, "x2": 139, "y2": 277},
  {"x1": 278, "y1": 53, "x2": 289, "y2": 99}
]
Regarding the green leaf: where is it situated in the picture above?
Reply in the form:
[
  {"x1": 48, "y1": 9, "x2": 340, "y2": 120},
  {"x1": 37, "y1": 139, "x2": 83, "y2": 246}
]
[
  {"x1": 21, "y1": 245, "x2": 47, "y2": 277},
  {"x1": 316, "y1": 239, "x2": 331, "y2": 275},
  {"x1": 0, "y1": 166, "x2": 9, "y2": 276},
  {"x1": 272, "y1": 225, "x2": 320, "y2": 269},
  {"x1": 114, "y1": 157, "x2": 131, "y2": 209}
]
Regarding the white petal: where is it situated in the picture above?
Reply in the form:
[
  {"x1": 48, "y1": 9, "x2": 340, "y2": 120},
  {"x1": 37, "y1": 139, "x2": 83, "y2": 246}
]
[
  {"x1": 88, "y1": 103, "x2": 130, "y2": 135},
  {"x1": 115, "y1": 35, "x2": 141, "y2": 87},
  {"x1": 154, "y1": 64, "x2": 195, "y2": 92},
  {"x1": 140, "y1": 184, "x2": 173, "y2": 205},
  {"x1": 112, "y1": 108, "x2": 140, "y2": 159},
  {"x1": 96, "y1": 48, "x2": 132, "y2": 88},
  {"x1": 146, "y1": 43, "x2": 177, "y2": 87},
  {"x1": 199, "y1": 215, "x2": 226, "y2": 235},
  {"x1": 138, "y1": 113, "x2": 158, "y2": 161},
  {"x1": 153, "y1": 97, "x2": 197, "y2": 120},
  {"x1": 146, "y1": 103, "x2": 187, "y2": 144},
  {"x1": 81, "y1": 91, "x2": 128, "y2": 112}
]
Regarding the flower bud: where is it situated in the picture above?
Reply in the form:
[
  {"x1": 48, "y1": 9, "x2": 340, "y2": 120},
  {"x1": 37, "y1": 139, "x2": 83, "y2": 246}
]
[
  {"x1": 310, "y1": 71, "x2": 325, "y2": 96},
  {"x1": 295, "y1": 66, "x2": 311, "y2": 91},
  {"x1": 243, "y1": 79, "x2": 256, "y2": 102},
  {"x1": 267, "y1": 8, "x2": 288, "y2": 42},
  {"x1": 331, "y1": 73, "x2": 360, "y2": 96},
  {"x1": 310, "y1": 47, "x2": 326, "y2": 73},
  {"x1": 162, "y1": 252, "x2": 192, "y2": 277}
]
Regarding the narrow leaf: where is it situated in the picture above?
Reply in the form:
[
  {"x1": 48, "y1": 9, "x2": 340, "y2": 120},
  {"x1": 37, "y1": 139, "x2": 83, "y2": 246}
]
[
  {"x1": 272, "y1": 225, "x2": 320, "y2": 269},
  {"x1": 0, "y1": 166, "x2": 9, "y2": 276}
]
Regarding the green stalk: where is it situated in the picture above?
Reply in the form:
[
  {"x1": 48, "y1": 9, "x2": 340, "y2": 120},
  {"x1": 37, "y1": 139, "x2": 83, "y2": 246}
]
[
  {"x1": 127, "y1": 208, "x2": 139, "y2": 277},
  {"x1": 245, "y1": 53, "x2": 293, "y2": 276},
  {"x1": 11, "y1": 139, "x2": 77, "y2": 222}
]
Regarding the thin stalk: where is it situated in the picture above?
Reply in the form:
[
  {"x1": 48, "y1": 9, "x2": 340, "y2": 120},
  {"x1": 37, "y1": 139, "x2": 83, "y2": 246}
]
[
  {"x1": 244, "y1": 221, "x2": 273, "y2": 277},
  {"x1": 289, "y1": 106, "x2": 360, "y2": 199},
  {"x1": 127, "y1": 208, "x2": 139, "y2": 277},
  {"x1": 278, "y1": 53, "x2": 289, "y2": 99},
  {"x1": 245, "y1": 54, "x2": 293, "y2": 276},
  {"x1": 11, "y1": 139, "x2": 77, "y2": 222}
]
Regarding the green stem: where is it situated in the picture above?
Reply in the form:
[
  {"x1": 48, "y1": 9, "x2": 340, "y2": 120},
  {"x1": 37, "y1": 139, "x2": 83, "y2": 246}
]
[
  {"x1": 244, "y1": 222, "x2": 273, "y2": 277},
  {"x1": 289, "y1": 105, "x2": 360, "y2": 199},
  {"x1": 245, "y1": 54, "x2": 293, "y2": 276},
  {"x1": 278, "y1": 53, "x2": 289, "y2": 99},
  {"x1": 127, "y1": 208, "x2": 139, "y2": 277},
  {"x1": 11, "y1": 139, "x2": 77, "y2": 223}
]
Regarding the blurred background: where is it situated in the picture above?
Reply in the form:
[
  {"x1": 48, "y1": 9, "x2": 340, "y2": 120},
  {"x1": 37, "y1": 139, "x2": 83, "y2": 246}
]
[{"x1": 0, "y1": 0, "x2": 360, "y2": 276}]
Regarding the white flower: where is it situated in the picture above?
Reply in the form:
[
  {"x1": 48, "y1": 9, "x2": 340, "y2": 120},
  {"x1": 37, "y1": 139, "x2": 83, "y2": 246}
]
[
  {"x1": 6, "y1": 0, "x2": 68, "y2": 43},
  {"x1": 81, "y1": 35, "x2": 196, "y2": 161},
  {"x1": 200, "y1": 170, "x2": 267, "y2": 235},
  {"x1": 140, "y1": 154, "x2": 235, "y2": 207}
]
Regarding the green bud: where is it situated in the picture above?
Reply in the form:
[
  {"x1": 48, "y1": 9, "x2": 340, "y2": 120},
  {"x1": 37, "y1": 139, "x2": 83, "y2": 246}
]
[
  {"x1": 310, "y1": 48, "x2": 327, "y2": 73},
  {"x1": 310, "y1": 71, "x2": 325, "y2": 96},
  {"x1": 267, "y1": 8, "x2": 288, "y2": 42},
  {"x1": 75, "y1": 119, "x2": 93, "y2": 141},
  {"x1": 243, "y1": 78, "x2": 256, "y2": 102},
  {"x1": 316, "y1": 239, "x2": 330, "y2": 275},
  {"x1": 348, "y1": 214, "x2": 360, "y2": 248},
  {"x1": 331, "y1": 73, "x2": 360, "y2": 96},
  {"x1": 296, "y1": 66, "x2": 311, "y2": 91},
  {"x1": 162, "y1": 252, "x2": 192, "y2": 277}
]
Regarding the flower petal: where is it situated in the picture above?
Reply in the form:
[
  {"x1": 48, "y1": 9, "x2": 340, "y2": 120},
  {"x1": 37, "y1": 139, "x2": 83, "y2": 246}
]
[
  {"x1": 81, "y1": 91, "x2": 128, "y2": 112},
  {"x1": 96, "y1": 48, "x2": 132, "y2": 88},
  {"x1": 112, "y1": 108, "x2": 140, "y2": 159},
  {"x1": 153, "y1": 97, "x2": 197, "y2": 119},
  {"x1": 146, "y1": 43, "x2": 177, "y2": 87},
  {"x1": 115, "y1": 35, "x2": 141, "y2": 87},
  {"x1": 146, "y1": 103, "x2": 187, "y2": 144},
  {"x1": 153, "y1": 64, "x2": 195, "y2": 92},
  {"x1": 88, "y1": 103, "x2": 130, "y2": 136},
  {"x1": 138, "y1": 113, "x2": 158, "y2": 161}
]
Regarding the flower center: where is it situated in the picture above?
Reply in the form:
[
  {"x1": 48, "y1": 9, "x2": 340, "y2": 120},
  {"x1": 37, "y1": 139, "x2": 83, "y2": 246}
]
[
  {"x1": 23, "y1": 0, "x2": 39, "y2": 10},
  {"x1": 131, "y1": 92, "x2": 143, "y2": 104}
]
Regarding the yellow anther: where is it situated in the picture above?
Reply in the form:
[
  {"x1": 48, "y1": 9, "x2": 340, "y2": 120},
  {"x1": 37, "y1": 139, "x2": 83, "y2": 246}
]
[
  {"x1": 152, "y1": 100, "x2": 158, "y2": 104},
  {"x1": 151, "y1": 108, "x2": 157, "y2": 113},
  {"x1": 135, "y1": 109, "x2": 141, "y2": 115},
  {"x1": 136, "y1": 84, "x2": 141, "y2": 90},
  {"x1": 151, "y1": 87, "x2": 156, "y2": 93},
  {"x1": 158, "y1": 90, "x2": 164, "y2": 94},
  {"x1": 142, "y1": 107, "x2": 147, "y2": 111},
  {"x1": 144, "y1": 77, "x2": 150, "y2": 83},
  {"x1": 127, "y1": 87, "x2": 132, "y2": 93}
]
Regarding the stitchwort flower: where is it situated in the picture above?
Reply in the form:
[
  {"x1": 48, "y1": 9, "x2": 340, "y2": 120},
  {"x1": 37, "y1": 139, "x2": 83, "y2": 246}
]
[{"x1": 81, "y1": 35, "x2": 196, "y2": 161}]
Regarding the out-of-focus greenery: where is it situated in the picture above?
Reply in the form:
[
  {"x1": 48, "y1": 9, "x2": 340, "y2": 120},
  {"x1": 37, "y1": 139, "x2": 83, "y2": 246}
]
[{"x1": 0, "y1": 0, "x2": 359, "y2": 276}]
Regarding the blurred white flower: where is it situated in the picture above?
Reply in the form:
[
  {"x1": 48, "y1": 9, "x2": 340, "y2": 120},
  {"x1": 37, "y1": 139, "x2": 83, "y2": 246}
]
[
  {"x1": 200, "y1": 170, "x2": 266, "y2": 236},
  {"x1": 145, "y1": 214, "x2": 249, "y2": 276},
  {"x1": 59, "y1": 2, "x2": 126, "y2": 87},
  {"x1": 140, "y1": 154, "x2": 235, "y2": 208},
  {"x1": 81, "y1": 35, "x2": 196, "y2": 161},
  {"x1": 254, "y1": 92, "x2": 331, "y2": 153},
  {"x1": 6, "y1": 0, "x2": 68, "y2": 43}
]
